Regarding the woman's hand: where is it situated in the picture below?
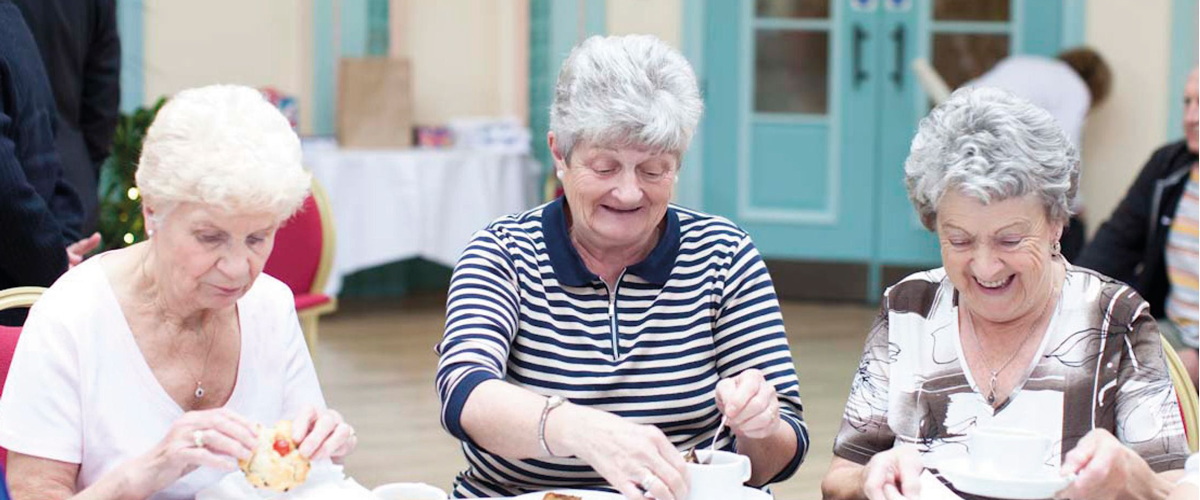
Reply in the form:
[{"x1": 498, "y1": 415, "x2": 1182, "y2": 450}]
[
  {"x1": 1056, "y1": 428, "x2": 1171, "y2": 500},
  {"x1": 715, "y1": 369, "x2": 782, "y2": 440},
  {"x1": 120, "y1": 408, "x2": 258, "y2": 497},
  {"x1": 551, "y1": 404, "x2": 689, "y2": 500},
  {"x1": 861, "y1": 445, "x2": 923, "y2": 500},
  {"x1": 292, "y1": 406, "x2": 357, "y2": 463}
]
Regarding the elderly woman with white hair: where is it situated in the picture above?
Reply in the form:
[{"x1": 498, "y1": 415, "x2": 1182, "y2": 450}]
[
  {"x1": 436, "y1": 35, "x2": 808, "y2": 499},
  {"x1": 0, "y1": 85, "x2": 356, "y2": 498},
  {"x1": 821, "y1": 87, "x2": 1190, "y2": 500}
]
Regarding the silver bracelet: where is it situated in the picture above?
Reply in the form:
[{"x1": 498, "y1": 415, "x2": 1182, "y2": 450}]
[{"x1": 538, "y1": 395, "x2": 566, "y2": 457}]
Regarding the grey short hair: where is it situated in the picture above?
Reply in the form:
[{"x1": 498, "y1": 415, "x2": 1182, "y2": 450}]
[
  {"x1": 904, "y1": 87, "x2": 1079, "y2": 231},
  {"x1": 550, "y1": 35, "x2": 703, "y2": 160},
  {"x1": 136, "y1": 84, "x2": 311, "y2": 221}
]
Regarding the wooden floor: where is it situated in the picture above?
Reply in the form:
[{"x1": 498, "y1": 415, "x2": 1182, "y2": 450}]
[{"x1": 316, "y1": 294, "x2": 876, "y2": 500}]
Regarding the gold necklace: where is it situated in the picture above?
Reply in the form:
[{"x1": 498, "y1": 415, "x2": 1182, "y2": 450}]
[{"x1": 964, "y1": 297, "x2": 1053, "y2": 405}]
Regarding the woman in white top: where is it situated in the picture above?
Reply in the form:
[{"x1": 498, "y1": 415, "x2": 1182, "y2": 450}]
[{"x1": 0, "y1": 85, "x2": 357, "y2": 499}]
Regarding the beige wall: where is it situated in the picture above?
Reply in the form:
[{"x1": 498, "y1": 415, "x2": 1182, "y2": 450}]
[
  {"x1": 607, "y1": 0, "x2": 681, "y2": 49},
  {"x1": 389, "y1": 0, "x2": 528, "y2": 125},
  {"x1": 143, "y1": 0, "x2": 314, "y2": 131},
  {"x1": 1079, "y1": 0, "x2": 1175, "y2": 231}
]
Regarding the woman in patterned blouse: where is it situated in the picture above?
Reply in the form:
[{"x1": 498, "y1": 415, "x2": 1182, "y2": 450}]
[{"x1": 821, "y1": 87, "x2": 1190, "y2": 500}]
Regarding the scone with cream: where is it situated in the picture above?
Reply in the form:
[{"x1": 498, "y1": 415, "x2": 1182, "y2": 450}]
[{"x1": 239, "y1": 420, "x2": 311, "y2": 492}]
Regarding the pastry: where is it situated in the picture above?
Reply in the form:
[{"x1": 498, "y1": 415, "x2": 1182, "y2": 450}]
[{"x1": 239, "y1": 420, "x2": 311, "y2": 492}]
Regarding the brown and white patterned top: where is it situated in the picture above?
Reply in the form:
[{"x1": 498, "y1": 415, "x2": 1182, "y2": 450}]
[{"x1": 833, "y1": 264, "x2": 1189, "y2": 495}]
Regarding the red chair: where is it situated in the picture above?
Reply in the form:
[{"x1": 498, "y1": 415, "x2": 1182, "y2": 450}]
[
  {"x1": 0, "y1": 286, "x2": 46, "y2": 468},
  {"x1": 264, "y1": 180, "x2": 337, "y2": 357}
]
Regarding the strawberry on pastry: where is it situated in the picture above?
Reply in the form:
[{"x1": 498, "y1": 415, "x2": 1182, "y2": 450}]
[{"x1": 239, "y1": 420, "x2": 311, "y2": 492}]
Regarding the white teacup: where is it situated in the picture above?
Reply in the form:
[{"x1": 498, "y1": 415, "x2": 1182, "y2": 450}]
[
  {"x1": 969, "y1": 427, "x2": 1053, "y2": 478},
  {"x1": 685, "y1": 450, "x2": 752, "y2": 500},
  {"x1": 371, "y1": 482, "x2": 448, "y2": 500}
]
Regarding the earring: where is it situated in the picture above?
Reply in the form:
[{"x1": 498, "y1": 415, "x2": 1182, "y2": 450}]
[
  {"x1": 555, "y1": 170, "x2": 564, "y2": 180},
  {"x1": 1051, "y1": 240, "x2": 1061, "y2": 257}
]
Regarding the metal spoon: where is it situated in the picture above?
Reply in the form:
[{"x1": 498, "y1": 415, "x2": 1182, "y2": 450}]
[{"x1": 708, "y1": 415, "x2": 728, "y2": 458}]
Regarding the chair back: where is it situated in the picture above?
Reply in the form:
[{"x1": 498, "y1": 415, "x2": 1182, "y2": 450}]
[
  {"x1": 1162, "y1": 334, "x2": 1199, "y2": 452},
  {"x1": 0, "y1": 286, "x2": 44, "y2": 468},
  {"x1": 264, "y1": 180, "x2": 336, "y2": 296}
]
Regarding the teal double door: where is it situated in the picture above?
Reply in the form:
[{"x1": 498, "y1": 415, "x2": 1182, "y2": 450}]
[{"x1": 701, "y1": 0, "x2": 1071, "y2": 299}]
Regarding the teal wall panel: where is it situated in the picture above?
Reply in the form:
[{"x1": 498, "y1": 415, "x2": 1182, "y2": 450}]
[
  {"x1": 1017, "y1": 0, "x2": 1062, "y2": 57},
  {"x1": 749, "y1": 123, "x2": 830, "y2": 211},
  {"x1": 1168, "y1": 0, "x2": 1198, "y2": 141},
  {"x1": 116, "y1": 0, "x2": 144, "y2": 112},
  {"x1": 312, "y1": 0, "x2": 370, "y2": 136}
]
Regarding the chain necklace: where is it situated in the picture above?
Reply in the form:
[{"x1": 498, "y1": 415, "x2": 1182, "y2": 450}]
[
  {"x1": 181, "y1": 322, "x2": 218, "y2": 399},
  {"x1": 964, "y1": 297, "x2": 1054, "y2": 405},
  {"x1": 140, "y1": 254, "x2": 219, "y2": 400}
]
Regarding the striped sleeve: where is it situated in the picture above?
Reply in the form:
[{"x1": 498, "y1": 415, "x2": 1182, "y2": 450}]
[
  {"x1": 435, "y1": 228, "x2": 521, "y2": 442},
  {"x1": 713, "y1": 235, "x2": 809, "y2": 483}
]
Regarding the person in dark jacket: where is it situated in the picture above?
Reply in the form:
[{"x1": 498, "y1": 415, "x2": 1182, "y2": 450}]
[
  {"x1": 13, "y1": 0, "x2": 120, "y2": 235},
  {"x1": 1078, "y1": 68, "x2": 1199, "y2": 385},
  {"x1": 0, "y1": 1, "x2": 94, "y2": 325}
]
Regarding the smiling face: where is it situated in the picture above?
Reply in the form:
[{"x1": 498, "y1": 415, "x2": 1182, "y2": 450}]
[
  {"x1": 145, "y1": 202, "x2": 279, "y2": 312},
  {"x1": 936, "y1": 190, "x2": 1062, "y2": 325},
  {"x1": 551, "y1": 134, "x2": 678, "y2": 255}
]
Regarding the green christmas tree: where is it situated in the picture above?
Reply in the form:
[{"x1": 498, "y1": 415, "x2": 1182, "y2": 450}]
[{"x1": 97, "y1": 98, "x2": 165, "y2": 251}]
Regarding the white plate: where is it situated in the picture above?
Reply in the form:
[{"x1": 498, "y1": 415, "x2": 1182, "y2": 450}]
[
  {"x1": 938, "y1": 458, "x2": 1071, "y2": 500},
  {"x1": 509, "y1": 487, "x2": 771, "y2": 500}
]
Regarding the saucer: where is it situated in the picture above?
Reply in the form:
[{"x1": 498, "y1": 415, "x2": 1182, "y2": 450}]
[{"x1": 937, "y1": 458, "x2": 1071, "y2": 500}]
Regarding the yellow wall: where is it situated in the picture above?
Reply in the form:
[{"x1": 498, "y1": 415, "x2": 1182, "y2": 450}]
[
  {"x1": 1079, "y1": 0, "x2": 1178, "y2": 231},
  {"x1": 607, "y1": 0, "x2": 681, "y2": 49},
  {"x1": 388, "y1": 0, "x2": 528, "y2": 126},
  {"x1": 143, "y1": 0, "x2": 314, "y2": 131}
]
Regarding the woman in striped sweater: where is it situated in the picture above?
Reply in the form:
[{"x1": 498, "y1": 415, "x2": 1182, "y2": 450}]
[{"x1": 435, "y1": 35, "x2": 808, "y2": 499}]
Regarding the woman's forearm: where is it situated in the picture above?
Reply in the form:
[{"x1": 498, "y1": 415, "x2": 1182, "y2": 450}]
[
  {"x1": 735, "y1": 420, "x2": 798, "y2": 486},
  {"x1": 820, "y1": 457, "x2": 868, "y2": 500},
  {"x1": 458, "y1": 379, "x2": 558, "y2": 458}
]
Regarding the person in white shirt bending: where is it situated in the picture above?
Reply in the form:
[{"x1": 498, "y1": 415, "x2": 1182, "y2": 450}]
[{"x1": 0, "y1": 85, "x2": 357, "y2": 499}]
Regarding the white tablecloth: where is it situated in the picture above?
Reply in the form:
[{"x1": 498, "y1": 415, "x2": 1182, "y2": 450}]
[{"x1": 302, "y1": 139, "x2": 543, "y2": 295}]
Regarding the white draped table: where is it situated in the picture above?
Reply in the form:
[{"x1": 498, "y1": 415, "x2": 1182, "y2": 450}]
[{"x1": 302, "y1": 139, "x2": 543, "y2": 296}]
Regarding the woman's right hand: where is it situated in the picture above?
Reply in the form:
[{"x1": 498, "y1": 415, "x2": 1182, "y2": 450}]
[
  {"x1": 550, "y1": 404, "x2": 689, "y2": 500},
  {"x1": 118, "y1": 408, "x2": 259, "y2": 497},
  {"x1": 860, "y1": 445, "x2": 923, "y2": 500}
]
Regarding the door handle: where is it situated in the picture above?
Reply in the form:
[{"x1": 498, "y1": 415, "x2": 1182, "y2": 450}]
[
  {"x1": 853, "y1": 24, "x2": 870, "y2": 89},
  {"x1": 890, "y1": 24, "x2": 906, "y2": 89}
]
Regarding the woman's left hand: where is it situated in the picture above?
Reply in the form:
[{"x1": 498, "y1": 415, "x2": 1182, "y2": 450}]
[
  {"x1": 715, "y1": 369, "x2": 782, "y2": 440},
  {"x1": 1055, "y1": 428, "x2": 1170, "y2": 500},
  {"x1": 291, "y1": 407, "x2": 357, "y2": 463}
]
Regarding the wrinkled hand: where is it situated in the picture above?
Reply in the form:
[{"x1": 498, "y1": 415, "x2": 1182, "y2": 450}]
[
  {"x1": 292, "y1": 406, "x2": 357, "y2": 463},
  {"x1": 556, "y1": 405, "x2": 689, "y2": 500},
  {"x1": 715, "y1": 369, "x2": 782, "y2": 440},
  {"x1": 1055, "y1": 428, "x2": 1161, "y2": 500},
  {"x1": 861, "y1": 445, "x2": 923, "y2": 500},
  {"x1": 122, "y1": 408, "x2": 258, "y2": 497},
  {"x1": 66, "y1": 232, "x2": 101, "y2": 268}
]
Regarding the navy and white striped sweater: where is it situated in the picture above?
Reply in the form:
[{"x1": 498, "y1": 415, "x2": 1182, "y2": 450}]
[{"x1": 435, "y1": 197, "x2": 808, "y2": 497}]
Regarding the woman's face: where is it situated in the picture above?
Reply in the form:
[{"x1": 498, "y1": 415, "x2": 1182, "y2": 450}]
[
  {"x1": 936, "y1": 190, "x2": 1062, "y2": 325},
  {"x1": 146, "y1": 202, "x2": 279, "y2": 311},
  {"x1": 551, "y1": 135, "x2": 678, "y2": 253}
]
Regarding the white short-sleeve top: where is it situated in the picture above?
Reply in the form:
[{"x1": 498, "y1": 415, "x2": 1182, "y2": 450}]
[{"x1": 0, "y1": 255, "x2": 326, "y2": 499}]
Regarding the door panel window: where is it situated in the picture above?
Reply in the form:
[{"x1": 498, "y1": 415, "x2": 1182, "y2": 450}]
[{"x1": 754, "y1": 30, "x2": 830, "y2": 114}]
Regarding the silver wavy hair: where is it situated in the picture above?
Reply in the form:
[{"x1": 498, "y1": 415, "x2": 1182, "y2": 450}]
[
  {"x1": 550, "y1": 34, "x2": 703, "y2": 161},
  {"x1": 905, "y1": 86, "x2": 1079, "y2": 231}
]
